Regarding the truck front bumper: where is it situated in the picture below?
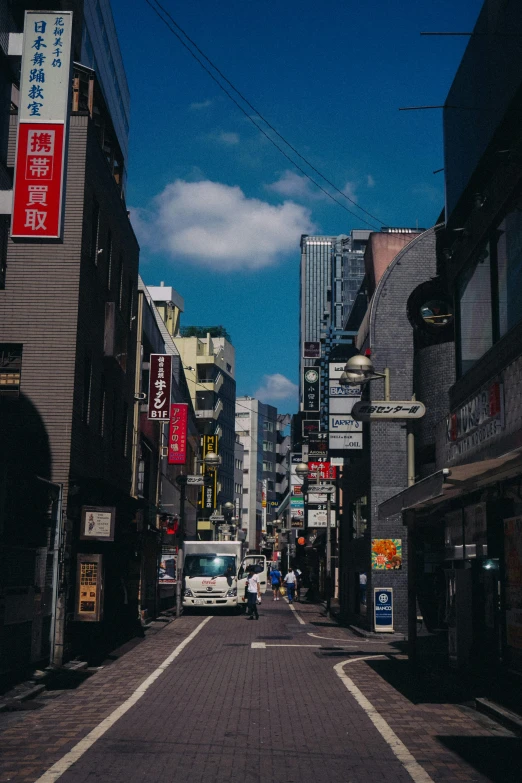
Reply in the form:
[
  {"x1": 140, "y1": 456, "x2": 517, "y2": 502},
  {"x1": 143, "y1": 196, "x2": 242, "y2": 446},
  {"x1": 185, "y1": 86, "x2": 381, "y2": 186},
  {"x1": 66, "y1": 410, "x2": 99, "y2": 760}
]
[{"x1": 183, "y1": 597, "x2": 240, "y2": 608}]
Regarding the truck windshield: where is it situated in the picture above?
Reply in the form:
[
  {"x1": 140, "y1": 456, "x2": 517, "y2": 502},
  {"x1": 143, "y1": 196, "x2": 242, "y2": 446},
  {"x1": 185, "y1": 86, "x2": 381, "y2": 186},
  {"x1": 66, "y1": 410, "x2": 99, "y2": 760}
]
[{"x1": 184, "y1": 555, "x2": 236, "y2": 578}]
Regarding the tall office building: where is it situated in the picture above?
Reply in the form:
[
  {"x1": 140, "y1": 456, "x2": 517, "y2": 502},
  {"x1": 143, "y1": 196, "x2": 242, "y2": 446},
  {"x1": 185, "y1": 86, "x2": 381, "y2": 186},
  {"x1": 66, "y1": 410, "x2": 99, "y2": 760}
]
[
  {"x1": 235, "y1": 397, "x2": 278, "y2": 551},
  {"x1": 299, "y1": 232, "x2": 370, "y2": 401}
]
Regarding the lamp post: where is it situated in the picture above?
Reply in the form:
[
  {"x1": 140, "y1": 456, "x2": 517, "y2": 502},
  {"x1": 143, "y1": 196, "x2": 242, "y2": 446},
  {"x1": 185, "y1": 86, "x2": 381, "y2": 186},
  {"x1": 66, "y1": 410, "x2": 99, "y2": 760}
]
[
  {"x1": 294, "y1": 462, "x2": 309, "y2": 571},
  {"x1": 222, "y1": 501, "x2": 235, "y2": 541}
]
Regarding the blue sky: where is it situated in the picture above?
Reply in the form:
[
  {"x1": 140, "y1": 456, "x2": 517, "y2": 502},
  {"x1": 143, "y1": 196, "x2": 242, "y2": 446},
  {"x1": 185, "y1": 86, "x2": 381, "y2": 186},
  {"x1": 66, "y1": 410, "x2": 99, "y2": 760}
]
[{"x1": 111, "y1": 0, "x2": 482, "y2": 410}]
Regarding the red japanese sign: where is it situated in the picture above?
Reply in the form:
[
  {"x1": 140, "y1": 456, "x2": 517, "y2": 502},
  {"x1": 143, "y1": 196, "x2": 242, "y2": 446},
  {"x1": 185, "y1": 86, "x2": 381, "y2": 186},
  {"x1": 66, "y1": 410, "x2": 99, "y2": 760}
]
[
  {"x1": 168, "y1": 404, "x2": 188, "y2": 464},
  {"x1": 147, "y1": 354, "x2": 172, "y2": 420},
  {"x1": 308, "y1": 461, "x2": 337, "y2": 480},
  {"x1": 11, "y1": 122, "x2": 66, "y2": 238}
]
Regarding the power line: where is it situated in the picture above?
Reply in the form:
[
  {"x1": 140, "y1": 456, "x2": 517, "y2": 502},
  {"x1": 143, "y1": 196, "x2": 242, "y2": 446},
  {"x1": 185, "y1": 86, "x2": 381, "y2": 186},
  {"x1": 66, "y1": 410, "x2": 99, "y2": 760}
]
[{"x1": 143, "y1": 0, "x2": 383, "y2": 230}]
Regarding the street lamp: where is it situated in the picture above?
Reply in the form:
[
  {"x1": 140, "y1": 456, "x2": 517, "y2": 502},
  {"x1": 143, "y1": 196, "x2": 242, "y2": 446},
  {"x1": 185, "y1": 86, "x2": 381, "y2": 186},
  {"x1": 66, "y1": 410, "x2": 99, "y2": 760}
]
[
  {"x1": 202, "y1": 450, "x2": 221, "y2": 469},
  {"x1": 339, "y1": 354, "x2": 390, "y2": 401},
  {"x1": 295, "y1": 462, "x2": 309, "y2": 480}
]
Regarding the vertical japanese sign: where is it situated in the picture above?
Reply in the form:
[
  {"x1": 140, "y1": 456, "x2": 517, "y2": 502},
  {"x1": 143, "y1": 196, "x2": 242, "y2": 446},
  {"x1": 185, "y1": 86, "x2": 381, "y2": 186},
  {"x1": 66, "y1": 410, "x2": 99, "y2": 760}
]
[
  {"x1": 303, "y1": 367, "x2": 320, "y2": 412},
  {"x1": 168, "y1": 403, "x2": 188, "y2": 464},
  {"x1": 12, "y1": 11, "x2": 73, "y2": 239},
  {"x1": 147, "y1": 354, "x2": 172, "y2": 420},
  {"x1": 200, "y1": 435, "x2": 218, "y2": 513}
]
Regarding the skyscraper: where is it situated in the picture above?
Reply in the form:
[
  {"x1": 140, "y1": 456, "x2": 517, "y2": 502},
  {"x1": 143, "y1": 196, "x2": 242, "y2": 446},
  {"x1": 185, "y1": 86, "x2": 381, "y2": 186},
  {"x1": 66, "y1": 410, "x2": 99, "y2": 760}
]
[{"x1": 299, "y1": 232, "x2": 370, "y2": 402}]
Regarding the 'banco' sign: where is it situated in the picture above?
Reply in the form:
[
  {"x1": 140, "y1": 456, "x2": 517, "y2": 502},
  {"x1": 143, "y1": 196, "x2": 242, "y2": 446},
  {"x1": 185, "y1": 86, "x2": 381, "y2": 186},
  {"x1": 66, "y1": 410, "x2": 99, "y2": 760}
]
[
  {"x1": 12, "y1": 12, "x2": 73, "y2": 239},
  {"x1": 374, "y1": 588, "x2": 394, "y2": 632}
]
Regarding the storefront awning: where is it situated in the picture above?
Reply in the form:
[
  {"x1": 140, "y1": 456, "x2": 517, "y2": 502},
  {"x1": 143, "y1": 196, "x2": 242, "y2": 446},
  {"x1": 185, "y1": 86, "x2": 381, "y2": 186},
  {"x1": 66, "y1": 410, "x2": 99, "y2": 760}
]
[{"x1": 378, "y1": 447, "x2": 522, "y2": 520}]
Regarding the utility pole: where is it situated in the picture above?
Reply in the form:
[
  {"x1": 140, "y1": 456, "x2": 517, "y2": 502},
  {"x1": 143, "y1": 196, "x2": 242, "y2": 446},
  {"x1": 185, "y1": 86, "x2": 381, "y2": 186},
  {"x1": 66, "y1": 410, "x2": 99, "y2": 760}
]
[{"x1": 175, "y1": 474, "x2": 188, "y2": 619}]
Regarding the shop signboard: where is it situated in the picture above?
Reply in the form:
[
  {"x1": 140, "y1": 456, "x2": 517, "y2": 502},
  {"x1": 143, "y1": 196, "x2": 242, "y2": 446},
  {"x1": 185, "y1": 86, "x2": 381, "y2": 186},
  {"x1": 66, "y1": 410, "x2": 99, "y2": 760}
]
[
  {"x1": 168, "y1": 403, "x2": 188, "y2": 464},
  {"x1": 446, "y1": 382, "x2": 504, "y2": 460},
  {"x1": 302, "y1": 419, "x2": 320, "y2": 436},
  {"x1": 308, "y1": 461, "x2": 337, "y2": 480},
  {"x1": 329, "y1": 433, "x2": 363, "y2": 450},
  {"x1": 329, "y1": 381, "x2": 360, "y2": 397},
  {"x1": 302, "y1": 368, "x2": 320, "y2": 412},
  {"x1": 352, "y1": 401, "x2": 426, "y2": 421},
  {"x1": 329, "y1": 397, "x2": 358, "y2": 414},
  {"x1": 308, "y1": 508, "x2": 335, "y2": 527},
  {"x1": 303, "y1": 341, "x2": 321, "y2": 358},
  {"x1": 12, "y1": 11, "x2": 73, "y2": 239},
  {"x1": 290, "y1": 497, "x2": 304, "y2": 508},
  {"x1": 371, "y1": 539, "x2": 402, "y2": 570},
  {"x1": 80, "y1": 506, "x2": 115, "y2": 542},
  {"x1": 329, "y1": 362, "x2": 347, "y2": 379},
  {"x1": 75, "y1": 553, "x2": 103, "y2": 622},
  {"x1": 504, "y1": 516, "x2": 522, "y2": 665},
  {"x1": 200, "y1": 435, "x2": 218, "y2": 513},
  {"x1": 159, "y1": 548, "x2": 177, "y2": 585},
  {"x1": 328, "y1": 415, "x2": 362, "y2": 432},
  {"x1": 147, "y1": 354, "x2": 172, "y2": 420},
  {"x1": 374, "y1": 588, "x2": 394, "y2": 632}
]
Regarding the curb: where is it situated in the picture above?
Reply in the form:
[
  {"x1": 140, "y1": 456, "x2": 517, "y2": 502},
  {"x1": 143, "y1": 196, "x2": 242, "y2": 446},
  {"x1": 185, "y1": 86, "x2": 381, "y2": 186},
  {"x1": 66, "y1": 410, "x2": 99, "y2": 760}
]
[
  {"x1": 0, "y1": 684, "x2": 46, "y2": 713},
  {"x1": 475, "y1": 697, "x2": 522, "y2": 736}
]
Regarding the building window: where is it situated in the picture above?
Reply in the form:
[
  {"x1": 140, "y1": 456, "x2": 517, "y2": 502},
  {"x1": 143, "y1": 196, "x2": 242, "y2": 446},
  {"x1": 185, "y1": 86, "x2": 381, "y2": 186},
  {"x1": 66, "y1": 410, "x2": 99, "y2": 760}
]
[
  {"x1": 243, "y1": 488, "x2": 248, "y2": 494},
  {"x1": 263, "y1": 420, "x2": 273, "y2": 432},
  {"x1": 243, "y1": 468, "x2": 249, "y2": 474},
  {"x1": 352, "y1": 496, "x2": 368, "y2": 539},
  {"x1": 456, "y1": 194, "x2": 522, "y2": 376},
  {"x1": 91, "y1": 197, "x2": 100, "y2": 265},
  {"x1": 263, "y1": 461, "x2": 272, "y2": 472},
  {"x1": 457, "y1": 244, "x2": 493, "y2": 375},
  {"x1": 235, "y1": 412, "x2": 249, "y2": 418},
  {"x1": 497, "y1": 206, "x2": 522, "y2": 338},
  {"x1": 0, "y1": 344, "x2": 22, "y2": 397},
  {"x1": 263, "y1": 441, "x2": 273, "y2": 452}
]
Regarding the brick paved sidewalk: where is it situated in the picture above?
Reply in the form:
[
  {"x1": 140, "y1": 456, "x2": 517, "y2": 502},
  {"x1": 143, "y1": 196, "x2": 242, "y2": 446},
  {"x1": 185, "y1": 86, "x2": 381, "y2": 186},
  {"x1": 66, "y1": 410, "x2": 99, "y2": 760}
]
[{"x1": 0, "y1": 614, "x2": 206, "y2": 783}]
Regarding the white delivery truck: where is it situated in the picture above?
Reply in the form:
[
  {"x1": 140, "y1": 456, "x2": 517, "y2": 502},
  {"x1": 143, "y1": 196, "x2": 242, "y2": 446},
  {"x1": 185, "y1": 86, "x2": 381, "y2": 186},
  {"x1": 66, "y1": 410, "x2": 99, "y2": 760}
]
[{"x1": 181, "y1": 541, "x2": 267, "y2": 610}]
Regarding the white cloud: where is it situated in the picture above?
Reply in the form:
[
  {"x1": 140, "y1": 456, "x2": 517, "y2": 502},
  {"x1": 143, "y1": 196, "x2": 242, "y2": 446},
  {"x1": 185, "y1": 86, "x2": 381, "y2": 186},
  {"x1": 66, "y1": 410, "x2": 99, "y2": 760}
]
[
  {"x1": 131, "y1": 179, "x2": 316, "y2": 271},
  {"x1": 189, "y1": 99, "x2": 213, "y2": 110},
  {"x1": 254, "y1": 374, "x2": 298, "y2": 403},
  {"x1": 218, "y1": 131, "x2": 240, "y2": 145},
  {"x1": 266, "y1": 170, "x2": 321, "y2": 201},
  {"x1": 342, "y1": 181, "x2": 358, "y2": 201},
  {"x1": 367, "y1": 174, "x2": 375, "y2": 188}
]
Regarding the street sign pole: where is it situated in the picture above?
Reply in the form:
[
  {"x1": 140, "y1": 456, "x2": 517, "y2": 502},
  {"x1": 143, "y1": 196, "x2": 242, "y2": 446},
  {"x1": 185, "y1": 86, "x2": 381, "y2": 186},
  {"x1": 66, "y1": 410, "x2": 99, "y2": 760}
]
[{"x1": 326, "y1": 487, "x2": 332, "y2": 618}]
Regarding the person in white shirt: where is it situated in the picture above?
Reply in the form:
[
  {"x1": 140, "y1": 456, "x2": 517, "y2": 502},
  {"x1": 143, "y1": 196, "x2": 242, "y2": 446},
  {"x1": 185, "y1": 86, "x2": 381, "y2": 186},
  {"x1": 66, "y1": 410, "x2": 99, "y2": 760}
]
[
  {"x1": 246, "y1": 567, "x2": 261, "y2": 620},
  {"x1": 284, "y1": 567, "x2": 297, "y2": 603}
]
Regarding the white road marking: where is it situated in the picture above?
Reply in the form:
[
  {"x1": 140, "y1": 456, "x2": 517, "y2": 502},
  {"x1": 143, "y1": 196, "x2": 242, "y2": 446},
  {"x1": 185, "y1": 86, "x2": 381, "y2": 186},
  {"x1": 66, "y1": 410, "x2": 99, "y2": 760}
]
[
  {"x1": 34, "y1": 616, "x2": 213, "y2": 783},
  {"x1": 251, "y1": 642, "x2": 322, "y2": 649},
  {"x1": 308, "y1": 632, "x2": 370, "y2": 643},
  {"x1": 334, "y1": 657, "x2": 435, "y2": 783},
  {"x1": 284, "y1": 597, "x2": 306, "y2": 624}
]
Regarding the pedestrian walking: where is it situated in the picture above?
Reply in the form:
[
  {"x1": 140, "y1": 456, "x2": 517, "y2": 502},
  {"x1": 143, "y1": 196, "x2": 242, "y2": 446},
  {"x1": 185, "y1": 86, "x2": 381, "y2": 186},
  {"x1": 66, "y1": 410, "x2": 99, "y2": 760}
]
[
  {"x1": 245, "y1": 566, "x2": 261, "y2": 620},
  {"x1": 270, "y1": 566, "x2": 282, "y2": 600},
  {"x1": 295, "y1": 568, "x2": 303, "y2": 602},
  {"x1": 284, "y1": 567, "x2": 297, "y2": 603}
]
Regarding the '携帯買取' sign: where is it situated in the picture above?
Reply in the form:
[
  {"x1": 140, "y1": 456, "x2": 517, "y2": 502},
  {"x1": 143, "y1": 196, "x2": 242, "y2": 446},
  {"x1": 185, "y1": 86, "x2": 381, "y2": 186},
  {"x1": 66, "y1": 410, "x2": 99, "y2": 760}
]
[{"x1": 12, "y1": 11, "x2": 73, "y2": 239}]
